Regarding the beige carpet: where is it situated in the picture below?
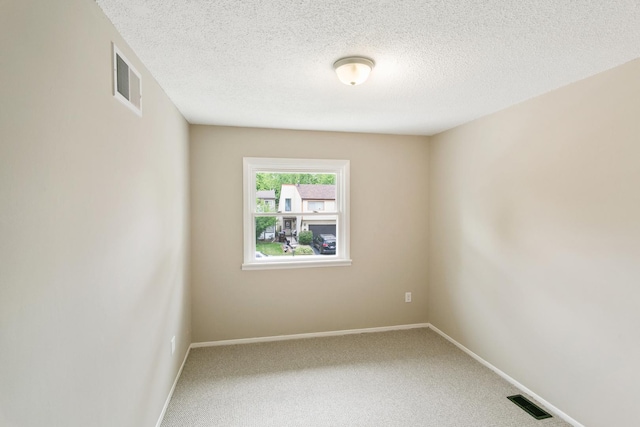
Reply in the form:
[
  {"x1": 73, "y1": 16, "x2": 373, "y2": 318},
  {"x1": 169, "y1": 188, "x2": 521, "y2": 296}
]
[{"x1": 161, "y1": 328, "x2": 571, "y2": 427}]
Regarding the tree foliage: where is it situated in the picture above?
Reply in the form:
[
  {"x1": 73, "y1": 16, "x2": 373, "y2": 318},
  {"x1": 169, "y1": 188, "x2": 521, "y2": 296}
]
[
  {"x1": 297, "y1": 230, "x2": 313, "y2": 245},
  {"x1": 255, "y1": 199, "x2": 277, "y2": 240}
]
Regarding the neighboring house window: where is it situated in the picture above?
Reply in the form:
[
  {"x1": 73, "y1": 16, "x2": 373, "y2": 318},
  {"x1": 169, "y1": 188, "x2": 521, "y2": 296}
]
[
  {"x1": 307, "y1": 201, "x2": 324, "y2": 211},
  {"x1": 243, "y1": 157, "x2": 351, "y2": 270}
]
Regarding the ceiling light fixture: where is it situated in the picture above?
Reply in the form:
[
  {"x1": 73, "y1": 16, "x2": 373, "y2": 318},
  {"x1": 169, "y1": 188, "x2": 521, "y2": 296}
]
[{"x1": 333, "y1": 57, "x2": 375, "y2": 86}]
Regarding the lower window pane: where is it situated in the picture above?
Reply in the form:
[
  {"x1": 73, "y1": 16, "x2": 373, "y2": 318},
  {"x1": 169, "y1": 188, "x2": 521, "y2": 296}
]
[{"x1": 255, "y1": 216, "x2": 337, "y2": 257}]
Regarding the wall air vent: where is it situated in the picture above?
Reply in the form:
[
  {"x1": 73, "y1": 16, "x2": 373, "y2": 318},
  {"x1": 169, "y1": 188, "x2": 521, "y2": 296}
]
[
  {"x1": 112, "y1": 43, "x2": 141, "y2": 115},
  {"x1": 507, "y1": 395, "x2": 552, "y2": 420}
]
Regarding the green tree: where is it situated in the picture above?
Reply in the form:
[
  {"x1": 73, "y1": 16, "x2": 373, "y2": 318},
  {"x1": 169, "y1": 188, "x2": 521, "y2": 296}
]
[{"x1": 255, "y1": 199, "x2": 277, "y2": 241}]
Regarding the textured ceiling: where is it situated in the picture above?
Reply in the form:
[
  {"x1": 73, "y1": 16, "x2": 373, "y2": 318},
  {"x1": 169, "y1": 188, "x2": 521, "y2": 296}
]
[{"x1": 96, "y1": 0, "x2": 640, "y2": 136}]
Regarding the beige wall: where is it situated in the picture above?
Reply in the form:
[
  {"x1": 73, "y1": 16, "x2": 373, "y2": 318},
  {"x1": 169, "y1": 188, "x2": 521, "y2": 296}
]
[
  {"x1": 0, "y1": 1, "x2": 190, "y2": 426},
  {"x1": 428, "y1": 59, "x2": 640, "y2": 426},
  {"x1": 190, "y1": 126, "x2": 429, "y2": 342}
]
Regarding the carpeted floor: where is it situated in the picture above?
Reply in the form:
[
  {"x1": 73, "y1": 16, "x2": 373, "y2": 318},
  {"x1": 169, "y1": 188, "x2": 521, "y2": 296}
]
[{"x1": 161, "y1": 328, "x2": 571, "y2": 427}]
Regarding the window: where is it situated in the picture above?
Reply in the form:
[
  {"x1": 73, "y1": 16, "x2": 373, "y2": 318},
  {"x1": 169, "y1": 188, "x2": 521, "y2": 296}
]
[
  {"x1": 112, "y1": 43, "x2": 142, "y2": 115},
  {"x1": 243, "y1": 157, "x2": 351, "y2": 270},
  {"x1": 307, "y1": 201, "x2": 324, "y2": 211}
]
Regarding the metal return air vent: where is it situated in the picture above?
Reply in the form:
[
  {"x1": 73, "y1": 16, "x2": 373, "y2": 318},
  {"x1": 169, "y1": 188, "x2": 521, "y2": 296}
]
[
  {"x1": 112, "y1": 43, "x2": 142, "y2": 115},
  {"x1": 507, "y1": 395, "x2": 552, "y2": 420}
]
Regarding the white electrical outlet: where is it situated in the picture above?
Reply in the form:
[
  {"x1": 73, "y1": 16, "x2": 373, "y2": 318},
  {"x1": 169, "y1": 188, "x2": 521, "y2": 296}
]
[
  {"x1": 405, "y1": 292, "x2": 412, "y2": 303},
  {"x1": 171, "y1": 336, "x2": 176, "y2": 355}
]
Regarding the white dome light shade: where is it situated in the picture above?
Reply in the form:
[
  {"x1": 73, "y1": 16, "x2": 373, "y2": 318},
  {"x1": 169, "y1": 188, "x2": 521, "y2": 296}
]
[{"x1": 333, "y1": 57, "x2": 375, "y2": 86}]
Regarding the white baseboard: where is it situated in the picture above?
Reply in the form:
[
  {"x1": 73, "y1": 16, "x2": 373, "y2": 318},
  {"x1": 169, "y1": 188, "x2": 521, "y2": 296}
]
[
  {"x1": 190, "y1": 323, "x2": 430, "y2": 348},
  {"x1": 427, "y1": 324, "x2": 585, "y2": 427},
  {"x1": 155, "y1": 346, "x2": 191, "y2": 427}
]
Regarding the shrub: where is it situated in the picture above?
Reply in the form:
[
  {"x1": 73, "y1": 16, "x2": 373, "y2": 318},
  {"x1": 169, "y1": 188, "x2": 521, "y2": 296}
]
[
  {"x1": 298, "y1": 230, "x2": 313, "y2": 245},
  {"x1": 293, "y1": 245, "x2": 314, "y2": 255}
]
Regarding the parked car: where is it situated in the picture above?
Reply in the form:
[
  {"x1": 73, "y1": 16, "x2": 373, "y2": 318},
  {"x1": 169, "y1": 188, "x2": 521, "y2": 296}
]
[{"x1": 313, "y1": 234, "x2": 336, "y2": 254}]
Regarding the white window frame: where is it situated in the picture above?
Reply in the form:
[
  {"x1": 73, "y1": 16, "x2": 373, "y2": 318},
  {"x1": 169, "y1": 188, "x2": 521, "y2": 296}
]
[{"x1": 243, "y1": 157, "x2": 351, "y2": 270}]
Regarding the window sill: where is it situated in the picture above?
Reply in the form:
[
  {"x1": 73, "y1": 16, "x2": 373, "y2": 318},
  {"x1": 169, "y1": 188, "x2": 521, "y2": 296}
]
[{"x1": 242, "y1": 258, "x2": 352, "y2": 271}]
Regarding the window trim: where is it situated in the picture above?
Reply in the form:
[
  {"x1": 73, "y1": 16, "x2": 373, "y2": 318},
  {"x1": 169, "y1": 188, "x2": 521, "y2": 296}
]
[{"x1": 242, "y1": 157, "x2": 351, "y2": 270}]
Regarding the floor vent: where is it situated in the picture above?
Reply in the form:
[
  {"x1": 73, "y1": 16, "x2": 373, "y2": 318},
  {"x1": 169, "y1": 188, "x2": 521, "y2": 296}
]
[{"x1": 507, "y1": 395, "x2": 552, "y2": 420}]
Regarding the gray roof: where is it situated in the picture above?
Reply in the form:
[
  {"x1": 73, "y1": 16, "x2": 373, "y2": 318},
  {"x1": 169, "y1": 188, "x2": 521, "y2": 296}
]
[
  {"x1": 296, "y1": 184, "x2": 335, "y2": 200},
  {"x1": 256, "y1": 190, "x2": 276, "y2": 200}
]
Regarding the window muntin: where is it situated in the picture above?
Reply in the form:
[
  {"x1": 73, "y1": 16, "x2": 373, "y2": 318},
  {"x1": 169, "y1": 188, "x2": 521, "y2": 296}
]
[{"x1": 243, "y1": 157, "x2": 350, "y2": 270}]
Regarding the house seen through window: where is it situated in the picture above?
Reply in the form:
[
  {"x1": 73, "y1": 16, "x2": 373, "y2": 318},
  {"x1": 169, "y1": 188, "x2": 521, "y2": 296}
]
[{"x1": 243, "y1": 157, "x2": 351, "y2": 270}]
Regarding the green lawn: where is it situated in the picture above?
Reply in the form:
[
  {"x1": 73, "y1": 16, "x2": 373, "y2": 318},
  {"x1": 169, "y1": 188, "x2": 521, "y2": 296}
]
[
  {"x1": 256, "y1": 242, "x2": 287, "y2": 256},
  {"x1": 256, "y1": 242, "x2": 314, "y2": 256}
]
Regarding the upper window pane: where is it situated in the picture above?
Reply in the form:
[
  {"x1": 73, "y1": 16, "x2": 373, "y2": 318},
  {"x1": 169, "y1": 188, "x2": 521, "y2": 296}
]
[{"x1": 254, "y1": 172, "x2": 336, "y2": 214}]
